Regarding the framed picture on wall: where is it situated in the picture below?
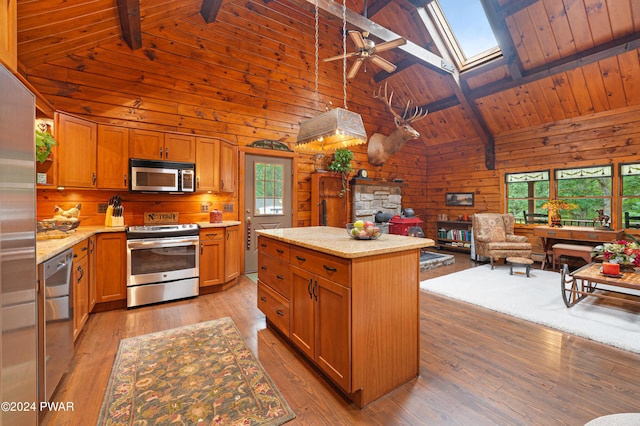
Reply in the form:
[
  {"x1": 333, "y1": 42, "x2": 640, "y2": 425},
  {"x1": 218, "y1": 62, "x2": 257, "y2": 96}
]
[{"x1": 445, "y1": 192, "x2": 474, "y2": 207}]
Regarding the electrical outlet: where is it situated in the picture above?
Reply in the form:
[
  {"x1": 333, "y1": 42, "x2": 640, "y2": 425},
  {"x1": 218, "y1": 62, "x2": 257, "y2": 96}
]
[
  {"x1": 223, "y1": 203, "x2": 233, "y2": 212},
  {"x1": 97, "y1": 203, "x2": 108, "y2": 213},
  {"x1": 200, "y1": 203, "x2": 209, "y2": 213}
]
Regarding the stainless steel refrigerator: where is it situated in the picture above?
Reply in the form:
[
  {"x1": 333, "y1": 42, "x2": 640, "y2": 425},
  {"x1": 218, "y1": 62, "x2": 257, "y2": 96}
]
[{"x1": 0, "y1": 63, "x2": 38, "y2": 424}]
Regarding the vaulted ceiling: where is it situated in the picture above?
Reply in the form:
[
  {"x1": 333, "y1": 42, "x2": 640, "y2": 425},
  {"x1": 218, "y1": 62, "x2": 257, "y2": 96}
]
[{"x1": 16, "y1": 0, "x2": 640, "y2": 155}]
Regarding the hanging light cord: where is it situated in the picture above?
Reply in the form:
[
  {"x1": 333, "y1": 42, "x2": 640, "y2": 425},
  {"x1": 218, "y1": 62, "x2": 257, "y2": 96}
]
[
  {"x1": 314, "y1": 0, "x2": 319, "y2": 111},
  {"x1": 342, "y1": 0, "x2": 348, "y2": 110}
]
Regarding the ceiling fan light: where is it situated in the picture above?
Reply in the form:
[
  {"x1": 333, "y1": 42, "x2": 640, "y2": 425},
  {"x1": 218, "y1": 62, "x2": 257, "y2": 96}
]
[{"x1": 295, "y1": 107, "x2": 367, "y2": 151}]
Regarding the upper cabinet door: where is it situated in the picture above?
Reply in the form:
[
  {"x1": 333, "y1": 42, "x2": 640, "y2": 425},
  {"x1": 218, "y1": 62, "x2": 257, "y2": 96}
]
[
  {"x1": 164, "y1": 133, "x2": 196, "y2": 163},
  {"x1": 129, "y1": 129, "x2": 164, "y2": 160},
  {"x1": 195, "y1": 137, "x2": 220, "y2": 192},
  {"x1": 57, "y1": 113, "x2": 97, "y2": 188},
  {"x1": 0, "y1": 0, "x2": 17, "y2": 71},
  {"x1": 97, "y1": 125, "x2": 129, "y2": 189},
  {"x1": 219, "y1": 141, "x2": 236, "y2": 193}
]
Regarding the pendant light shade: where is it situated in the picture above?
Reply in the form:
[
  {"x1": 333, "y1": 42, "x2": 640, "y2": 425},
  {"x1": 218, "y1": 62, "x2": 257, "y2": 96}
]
[{"x1": 296, "y1": 107, "x2": 367, "y2": 151}]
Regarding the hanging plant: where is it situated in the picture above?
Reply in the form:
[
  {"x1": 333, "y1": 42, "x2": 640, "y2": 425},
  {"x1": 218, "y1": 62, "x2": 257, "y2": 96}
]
[
  {"x1": 36, "y1": 129, "x2": 57, "y2": 164},
  {"x1": 327, "y1": 148, "x2": 354, "y2": 197}
]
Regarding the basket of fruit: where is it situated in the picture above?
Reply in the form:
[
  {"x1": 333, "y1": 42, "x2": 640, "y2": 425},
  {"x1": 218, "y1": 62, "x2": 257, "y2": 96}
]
[{"x1": 347, "y1": 221, "x2": 381, "y2": 240}]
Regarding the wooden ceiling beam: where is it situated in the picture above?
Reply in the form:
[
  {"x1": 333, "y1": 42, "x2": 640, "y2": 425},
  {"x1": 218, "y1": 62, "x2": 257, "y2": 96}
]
[
  {"x1": 480, "y1": 0, "x2": 523, "y2": 80},
  {"x1": 373, "y1": 57, "x2": 416, "y2": 82},
  {"x1": 469, "y1": 32, "x2": 640, "y2": 100},
  {"x1": 288, "y1": 0, "x2": 455, "y2": 75},
  {"x1": 116, "y1": 0, "x2": 142, "y2": 50},
  {"x1": 201, "y1": 0, "x2": 224, "y2": 23}
]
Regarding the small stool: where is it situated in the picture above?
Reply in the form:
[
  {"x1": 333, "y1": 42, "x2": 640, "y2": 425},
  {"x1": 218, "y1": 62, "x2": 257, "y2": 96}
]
[
  {"x1": 506, "y1": 257, "x2": 534, "y2": 277},
  {"x1": 552, "y1": 243, "x2": 594, "y2": 271}
]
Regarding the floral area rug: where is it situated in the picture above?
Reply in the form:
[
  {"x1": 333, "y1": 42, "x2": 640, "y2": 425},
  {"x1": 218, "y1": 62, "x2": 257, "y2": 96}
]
[{"x1": 97, "y1": 317, "x2": 295, "y2": 425}]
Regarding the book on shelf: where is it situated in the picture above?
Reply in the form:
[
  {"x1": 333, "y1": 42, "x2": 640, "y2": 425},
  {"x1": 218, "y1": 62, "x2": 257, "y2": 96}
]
[{"x1": 439, "y1": 228, "x2": 471, "y2": 242}]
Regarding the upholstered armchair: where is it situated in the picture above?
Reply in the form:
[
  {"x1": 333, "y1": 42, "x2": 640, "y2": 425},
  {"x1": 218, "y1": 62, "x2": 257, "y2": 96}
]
[{"x1": 472, "y1": 213, "x2": 532, "y2": 269}]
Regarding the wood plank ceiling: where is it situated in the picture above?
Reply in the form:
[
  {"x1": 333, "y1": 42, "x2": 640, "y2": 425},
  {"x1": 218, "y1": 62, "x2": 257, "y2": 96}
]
[{"x1": 16, "y1": 0, "x2": 640, "y2": 154}]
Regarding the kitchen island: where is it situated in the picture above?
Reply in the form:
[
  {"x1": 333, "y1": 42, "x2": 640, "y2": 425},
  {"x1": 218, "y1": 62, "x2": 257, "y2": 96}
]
[{"x1": 256, "y1": 226, "x2": 434, "y2": 407}]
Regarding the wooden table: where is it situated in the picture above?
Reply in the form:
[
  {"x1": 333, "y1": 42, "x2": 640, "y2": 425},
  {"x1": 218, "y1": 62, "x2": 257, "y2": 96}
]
[
  {"x1": 533, "y1": 226, "x2": 623, "y2": 269},
  {"x1": 560, "y1": 263, "x2": 640, "y2": 308}
]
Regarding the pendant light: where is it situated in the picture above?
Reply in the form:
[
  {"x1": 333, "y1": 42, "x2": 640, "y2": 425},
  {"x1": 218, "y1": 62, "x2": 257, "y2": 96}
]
[{"x1": 295, "y1": 0, "x2": 367, "y2": 151}]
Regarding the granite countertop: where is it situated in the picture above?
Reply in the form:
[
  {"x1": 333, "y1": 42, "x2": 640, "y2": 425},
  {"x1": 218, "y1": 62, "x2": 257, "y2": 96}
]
[
  {"x1": 197, "y1": 221, "x2": 241, "y2": 228},
  {"x1": 37, "y1": 221, "x2": 242, "y2": 264},
  {"x1": 36, "y1": 225, "x2": 126, "y2": 264},
  {"x1": 257, "y1": 226, "x2": 434, "y2": 259}
]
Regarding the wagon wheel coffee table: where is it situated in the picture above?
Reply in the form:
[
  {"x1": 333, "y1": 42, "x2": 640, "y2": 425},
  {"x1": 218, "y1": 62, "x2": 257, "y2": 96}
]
[{"x1": 560, "y1": 262, "x2": 640, "y2": 308}]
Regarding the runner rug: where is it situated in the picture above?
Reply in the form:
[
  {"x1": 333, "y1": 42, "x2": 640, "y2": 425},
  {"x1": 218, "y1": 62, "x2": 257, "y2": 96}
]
[
  {"x1": 420, "y1": 264, "x2": 640, "y2": 354},
  {"x1": 97, "y1": 317, "x2": 295, "y2": 425}
]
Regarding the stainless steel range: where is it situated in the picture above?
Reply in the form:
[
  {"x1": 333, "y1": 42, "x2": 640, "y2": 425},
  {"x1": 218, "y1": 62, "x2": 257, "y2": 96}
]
[{"x1": 126, "y1": 224, "x2": 200, "y2": 308}]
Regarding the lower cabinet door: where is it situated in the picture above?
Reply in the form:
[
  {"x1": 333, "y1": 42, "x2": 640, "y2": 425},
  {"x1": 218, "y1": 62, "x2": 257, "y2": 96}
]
[{"x1": 290, "y1": 266, "x2": 315, "y2": 360}]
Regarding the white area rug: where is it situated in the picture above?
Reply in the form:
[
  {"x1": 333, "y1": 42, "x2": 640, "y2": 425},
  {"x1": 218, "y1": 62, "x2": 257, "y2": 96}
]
[{"x1": 420, "y1": 264, "x2": 640, "y2": 354}]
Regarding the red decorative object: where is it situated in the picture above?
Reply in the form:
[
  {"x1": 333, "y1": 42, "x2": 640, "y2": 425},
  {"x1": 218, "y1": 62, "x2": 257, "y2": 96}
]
[
  {"x1": 209, "y1": 209, "x2": 223, "y2": 223},
  {"x1": 602, "y1": 262, "x2": 620, "y2": 275},
  {"x1": 389, "y1": 215, "x2": 422, "y2": 236}
]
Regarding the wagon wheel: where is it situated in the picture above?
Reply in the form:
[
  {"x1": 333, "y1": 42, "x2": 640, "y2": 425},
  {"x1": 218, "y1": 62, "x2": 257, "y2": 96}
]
[{"x1": 560, "y1": 264, "x2": 587, "y2": 307}]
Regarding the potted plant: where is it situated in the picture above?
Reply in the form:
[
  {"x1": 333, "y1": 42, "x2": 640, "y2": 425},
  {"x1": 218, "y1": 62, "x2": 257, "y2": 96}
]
[
  {"x1": 36, "y1": 128, "x2": 57, "y2": 164},
  {"x1": 327, "y1": 148, "x2": 354, "y2": 197}
]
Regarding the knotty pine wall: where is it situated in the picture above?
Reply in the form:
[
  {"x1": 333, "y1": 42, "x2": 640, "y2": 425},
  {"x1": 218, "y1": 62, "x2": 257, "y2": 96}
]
[
  {"x1": 28, "y1": 0, "x2": 429, "y2": 228},
  {"x1": 424, "y1": 103, "x2": 640, "y2": 252}
]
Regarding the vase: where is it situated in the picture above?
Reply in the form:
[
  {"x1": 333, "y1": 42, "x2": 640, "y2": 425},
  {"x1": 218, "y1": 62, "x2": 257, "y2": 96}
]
[{"x1": 548, "y1": 209, "x2": 562, "y2": 227}]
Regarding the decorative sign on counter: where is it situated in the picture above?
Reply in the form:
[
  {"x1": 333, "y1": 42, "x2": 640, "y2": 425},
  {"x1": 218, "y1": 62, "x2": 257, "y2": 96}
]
[{"x1": 145, "y1": 212, "x2": 179, "y2": 224}]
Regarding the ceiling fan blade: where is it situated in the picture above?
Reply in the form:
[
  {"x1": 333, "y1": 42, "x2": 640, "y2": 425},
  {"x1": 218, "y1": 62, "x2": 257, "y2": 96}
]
[
  {"x1": 347, "y1": 59, "x2": 364, "y2": 79},
  {"x1": 323, "y1": 52, "x2": 358, "y2": 62},
  {"x1": 348, "y1": 30, "x2": 366, "y2": 49},
  {"x1": 373, "y1": 37, "x2": 407, "y2": 53},
  {"x1": 370, "y1": 55, "x2": 397, "y2": 73}
]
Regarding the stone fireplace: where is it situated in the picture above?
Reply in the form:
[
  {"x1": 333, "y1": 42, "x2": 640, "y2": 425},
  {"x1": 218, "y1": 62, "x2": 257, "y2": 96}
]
[{"x1": 351, "y1": 179, "x2": 403, "y2": 228}]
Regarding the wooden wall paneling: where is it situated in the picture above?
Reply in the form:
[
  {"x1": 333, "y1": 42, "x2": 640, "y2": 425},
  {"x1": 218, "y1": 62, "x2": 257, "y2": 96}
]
[
  {"x1": 541, "y1": 0, "x2": 577, "y2": 58},
  {"x1": 584, "y1": 0, "x2": 614, "y2": 45},
  {"x1": 607, "y1": 0, "x2": 635, "y2": 37},
  {"x1": 599, "y1": 56, "x2": 628, "y2": 110},
  {"x1": 580, "y1": 61, "x2": 611, "y2": 113},
  {"x1": 618, "y1": 49, "x2": 640, "y2": 106},
  {"x1": 535, "y1": 76, "x2": 568, "y2": 121},
  {"x1": 509, "y1": 8, "x2": 545, "y2": 70},
  {"x1": 565, "y1": 67, "x2": 595, "y2": 116},
  {"x1": 526, "y1": 2, "x2": 561, "y2": 65},
  {"x1": 563, "y1": 0, "x2": 595, "y2": 52},
  {"x1": 550, "y1": 72, "x2": 580, "y2": 117}
]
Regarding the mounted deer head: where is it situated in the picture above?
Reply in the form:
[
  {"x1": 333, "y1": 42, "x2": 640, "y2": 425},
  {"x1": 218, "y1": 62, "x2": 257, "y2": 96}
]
[{"x1": 367, "y1": 83, "x2": 428, "y2": 166}]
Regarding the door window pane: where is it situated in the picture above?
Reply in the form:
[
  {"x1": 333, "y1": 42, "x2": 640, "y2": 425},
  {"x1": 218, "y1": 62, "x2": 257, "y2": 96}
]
[{"x1": 255, "y1": 162, "x2": 284, "y2": 216}]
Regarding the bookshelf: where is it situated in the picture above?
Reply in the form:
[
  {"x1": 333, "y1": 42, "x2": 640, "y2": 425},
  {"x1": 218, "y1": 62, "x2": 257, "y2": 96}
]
[{"x1": 436, "y1": 220, "x2": 472, "y2": 252}]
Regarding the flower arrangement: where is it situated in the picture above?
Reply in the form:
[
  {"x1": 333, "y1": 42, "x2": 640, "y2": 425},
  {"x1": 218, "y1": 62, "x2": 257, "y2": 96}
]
[
  {"x1": 541, "y1": 199, "x2": 577, "y2": 227},
  {"x1": 591, "y1": 240, "x2": 640, "y2": 267},
  {"x1": 541, "y1": 199, "x2": 577, "y2": 211}
]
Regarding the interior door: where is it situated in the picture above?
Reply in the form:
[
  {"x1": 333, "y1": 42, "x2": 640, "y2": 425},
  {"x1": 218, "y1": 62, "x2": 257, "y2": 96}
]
[{"x1": 244, "y1": 154, "x2": 292, "y2": 273}]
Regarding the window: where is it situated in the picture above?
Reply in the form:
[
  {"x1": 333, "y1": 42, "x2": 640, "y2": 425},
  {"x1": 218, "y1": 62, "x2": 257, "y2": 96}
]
[
  {"x1": 621, "y1": 163, "x2": 640, "y2": 227},
  {"x1": 555, "y1": 165, "x2": 613, "y2": 225},
  {"x1": 254, "y1": 162, "x2": 284, "y2": 216},
  {"x1": 426, "y1": 0, "x2": 501, "y2": 69},
  {"x1": 505, "y1": 170, "x2": 549, "y2": 224}
]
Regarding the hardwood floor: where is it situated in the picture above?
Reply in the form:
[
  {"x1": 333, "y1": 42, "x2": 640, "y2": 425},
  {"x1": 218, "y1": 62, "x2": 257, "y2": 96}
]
[{"x1": 43, "y1": 250, "x2": 640, "y2": 425}]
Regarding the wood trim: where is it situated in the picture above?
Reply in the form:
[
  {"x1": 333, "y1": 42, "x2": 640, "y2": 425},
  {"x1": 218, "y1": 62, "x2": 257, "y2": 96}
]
[{"x1": 116, "y1": 0, "x2": 142, "y2": 50}]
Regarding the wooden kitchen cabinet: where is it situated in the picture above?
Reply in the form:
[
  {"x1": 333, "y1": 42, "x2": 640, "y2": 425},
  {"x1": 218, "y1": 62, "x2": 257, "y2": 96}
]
[
  {"x1": 57, "y1": 113, "x2": 97, "y2": 188},
  {"x1": 72, "y1": 240, "x2": 90, "y2": 340},
  {"x1": 95, "y1": 232, "x2": 127, "y2": 303},
  {"x1": 224, "y1": 225, "x2": 240, "y2": 281},
  {"x1": 195, "y1": 137, "x2": 220, "y2": 191},
  {"x1": 130, "y1": 129, "x2": 195, "y2": 162},
  {"x1": 257, "y1": 229, "x2": 423, "y2": 407},
  {"x1": 219, "y1": 141, "x2": 236, "y2": 193},
  {"x1": 0, "y1": 0, "x2": 17, "y2": 71},
  {"x1": 290, "y1": 265, "x2": 351, "y2": 391},
  {"x1": 88, "y1": 235, "x2": 97, "y2": 313},
  {"x1": 199, "y1": 228, "x2": 225, "y2": 287},
  {"x1": 97, "y1": 125, "x2": 129, "y2": 189}
]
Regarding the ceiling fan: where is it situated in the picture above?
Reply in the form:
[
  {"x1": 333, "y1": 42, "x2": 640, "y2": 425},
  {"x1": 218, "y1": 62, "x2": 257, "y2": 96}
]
[{"x1": 323, "y1": 30, "x2": 407, "y2": 79}]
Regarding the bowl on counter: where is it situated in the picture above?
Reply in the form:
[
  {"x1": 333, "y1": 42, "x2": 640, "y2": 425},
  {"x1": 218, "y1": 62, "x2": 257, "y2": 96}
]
[{"x1": 346, "y1": 222, "x2": 382, "y2": 240}]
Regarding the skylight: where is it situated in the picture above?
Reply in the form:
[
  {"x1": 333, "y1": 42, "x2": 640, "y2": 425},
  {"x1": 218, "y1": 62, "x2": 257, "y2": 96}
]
[{"x1": 433, "y1": 0, "x2": 499, "y2": 66}]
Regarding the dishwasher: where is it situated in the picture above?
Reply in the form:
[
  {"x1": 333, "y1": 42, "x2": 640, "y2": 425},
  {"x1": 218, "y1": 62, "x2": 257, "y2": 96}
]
[{"x1": 38, "y1": 248, "x2": 74, "y2": 403}]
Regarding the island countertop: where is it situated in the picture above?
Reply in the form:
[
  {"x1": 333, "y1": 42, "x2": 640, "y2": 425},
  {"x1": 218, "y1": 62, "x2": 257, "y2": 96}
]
[{"x1": 256, "y1": 226, "x2": 434, "y2": 259}]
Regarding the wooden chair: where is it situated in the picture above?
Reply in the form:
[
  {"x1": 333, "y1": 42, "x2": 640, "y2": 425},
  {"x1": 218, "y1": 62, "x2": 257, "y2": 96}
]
[
  {"x1": 624, "y1": 212, "x2": 640, "y2": 229},
  {"x1": 522, "y1": 211, "x2": 547, "y2": 224}
]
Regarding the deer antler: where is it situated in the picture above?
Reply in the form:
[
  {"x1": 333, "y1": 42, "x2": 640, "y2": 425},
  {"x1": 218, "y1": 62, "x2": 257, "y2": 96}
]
[{"x1": 374, "y1": 82, "x2": 428, "y2": 124}]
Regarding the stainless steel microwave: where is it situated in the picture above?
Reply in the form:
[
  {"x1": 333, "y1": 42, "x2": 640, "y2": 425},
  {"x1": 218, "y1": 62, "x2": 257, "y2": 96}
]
[{"x1": 129, "y1": 159, "x2": 195, "y2": 193}]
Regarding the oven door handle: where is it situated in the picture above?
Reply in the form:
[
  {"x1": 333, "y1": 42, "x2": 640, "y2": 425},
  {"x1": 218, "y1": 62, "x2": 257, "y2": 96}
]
[{"x1": 127, "y1": 237, "x2": 198, "y2": 249}]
